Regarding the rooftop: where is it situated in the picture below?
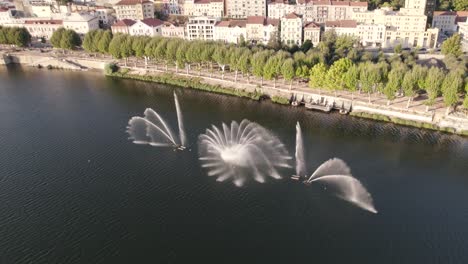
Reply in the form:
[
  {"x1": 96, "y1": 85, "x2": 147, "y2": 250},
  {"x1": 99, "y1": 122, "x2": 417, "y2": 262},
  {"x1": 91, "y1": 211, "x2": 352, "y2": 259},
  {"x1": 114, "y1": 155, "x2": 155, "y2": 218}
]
[
  {"x1": 284, "y1": 12, "x2": 302, "y2": 19},
  {"x1": 140, "y1": 18, "x2": 164, "y2": 27},
  {"x1": 325, "y1": 19, "x2": 357, "y2": 28},
  {"x1": 113, "y1": 19, "x2": 136, "y2": 27},
  {"x1": 215, "y1": 20, "x2": 247, "y2": 28},
  {"x1": 115, "y1": 0, "x2": 151, "y2": 6}
]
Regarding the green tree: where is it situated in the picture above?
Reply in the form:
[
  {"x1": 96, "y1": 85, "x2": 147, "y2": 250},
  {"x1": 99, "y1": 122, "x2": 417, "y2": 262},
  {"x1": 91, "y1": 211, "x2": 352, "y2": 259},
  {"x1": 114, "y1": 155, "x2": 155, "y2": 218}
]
[
  {"x1": 60, "y1": 29, "x2": 81, "y2": 50},
  {"x1": 176, "y1": 41, "x2": 189, "y2": 73},
  {"x1": 251, "y1": 50, "x2": 271, "y2": 86},
  {"x1": 325, "y1": 58, "x2": 353, "y2": 96},
  {"x1": 119, "y1": 35, "x2": 133, "y2": 66},
  {"x1": 281, "y1": 58, "x2": 295, "y2": 89},
  {"x1": 82, "y1": 30, "x2": 97, "y2": 52},
  {"x1": 453, "y1": 0, "x2": 468, "y2": 11},
  {"x1": 441, "y1": 33, "x2": 463, "y2": 57},
  {"x1": 463, "y1": 82, "x2": 468, "y2": 109},
  {"x1": 97, "y1": 30, "x2": 112, "y2": 54},
  {"x1": 212, "y1": 45, "x2": 230, "y2": 78},
  {"x1": 309, "y1": 63, "x2": 328, "y2": 91},
  {"x1": 108, "y1": 34, "x2": 123, "y2": 59},
  {"x1": 238, "y1": 49, "x2": 251, "y2": 82},
  {"x1": 50, "y1": 28, "x2": 65, "y2": 48},
  {"x1": 300, "y1": 40, "x2": 313, "y2": 53},
  {"x1": 425, "y1": 67, "x2": 445, "y2": 110},
  {"x1": 343, "y1": 64, "x2": 359, "y2": 100},
  {"x1": 263, "y1": 53, "x2": 285, "y2": 88},
  {"x1": 401, "y1": 70, "x2": 418, "y2": 108},
  {"x1": 442, "y1": 72, "x2": 463, "y2": 114},
  {"x1": 132, "y1": 36, "x2": 150, "y2": 67}
]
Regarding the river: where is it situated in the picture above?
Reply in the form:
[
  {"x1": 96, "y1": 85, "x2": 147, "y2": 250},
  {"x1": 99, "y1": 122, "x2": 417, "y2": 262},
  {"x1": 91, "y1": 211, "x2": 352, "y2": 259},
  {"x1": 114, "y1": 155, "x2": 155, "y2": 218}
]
[{"x1": 1, "y1": 65, "x2": 468, "y2": 263}]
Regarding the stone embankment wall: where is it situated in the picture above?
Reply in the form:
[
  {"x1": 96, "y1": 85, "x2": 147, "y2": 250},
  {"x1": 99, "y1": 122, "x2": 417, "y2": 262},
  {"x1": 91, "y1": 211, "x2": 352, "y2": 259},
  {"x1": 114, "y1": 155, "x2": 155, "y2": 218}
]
[{"x1": 1, "y1": 52, "x2": 106, "y2": 70}]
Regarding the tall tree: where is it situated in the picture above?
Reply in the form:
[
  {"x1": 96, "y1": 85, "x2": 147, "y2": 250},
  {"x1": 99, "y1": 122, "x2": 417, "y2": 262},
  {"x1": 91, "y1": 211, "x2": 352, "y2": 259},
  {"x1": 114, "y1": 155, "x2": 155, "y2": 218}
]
[
  {"x1": 50, "y1": 28, "x2": 65, "y2": 49},
  {"x1": 60, "y1": 29, "x2": 81, "y2": 50},
  {"x1": 343, "y1": 64, "x2": 359, "y2": 100},
  {"x1": 441, "y1": 33, "x2": 463, "y2": 57},
  {"x1": 442, "y1": 72, "x2": 463, "y2": 114},
  {"x1": 401, "y1": 70, "x2": 418, "y2": 108},
  {"x1": 309, "y1": 63, "x2": 328, "y2": 91},
  {"x1": 108, "y1": 34, "x2": 123, "y2": 59},
  {"x1": 251, "y1": 50, "x2": 271, "y2": 86},
  {"x1": 425, "y1": 67, "x2": 445, "y2": 111},
  {"x1": 325, "y1": 58, "x2": 353, "y2": 96},
  {"x1": 281, "y1": 58, "x2": 295, "y2": 89},
  {"x1": 97, "y1": 30, "x2": 112, "y2": 54}
]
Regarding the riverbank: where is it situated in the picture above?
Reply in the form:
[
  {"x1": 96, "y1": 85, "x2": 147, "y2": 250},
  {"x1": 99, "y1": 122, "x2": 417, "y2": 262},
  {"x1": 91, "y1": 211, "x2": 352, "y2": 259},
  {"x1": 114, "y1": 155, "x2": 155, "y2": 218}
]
[{"x1": 2, "y1": 49, "x2": 468, "y2": 136}]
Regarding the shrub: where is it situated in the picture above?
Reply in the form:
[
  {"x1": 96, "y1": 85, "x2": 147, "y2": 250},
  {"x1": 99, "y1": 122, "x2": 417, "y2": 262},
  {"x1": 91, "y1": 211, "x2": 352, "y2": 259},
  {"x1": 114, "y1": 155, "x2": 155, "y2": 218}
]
[{"x1": 104, "y1": 63, "x2": 119, "y2": 75}]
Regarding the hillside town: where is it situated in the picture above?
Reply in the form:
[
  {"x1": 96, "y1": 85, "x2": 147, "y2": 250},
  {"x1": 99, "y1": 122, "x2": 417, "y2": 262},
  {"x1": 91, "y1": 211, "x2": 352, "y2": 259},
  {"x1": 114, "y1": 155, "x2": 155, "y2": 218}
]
[{"x1": 0, "y1": 0, "x2": 466, "y2": 51}]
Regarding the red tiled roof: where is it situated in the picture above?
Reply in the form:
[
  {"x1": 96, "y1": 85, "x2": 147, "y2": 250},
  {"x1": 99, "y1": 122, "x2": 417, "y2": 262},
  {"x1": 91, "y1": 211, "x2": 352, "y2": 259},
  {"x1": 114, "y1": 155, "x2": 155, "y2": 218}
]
[
  {"x1": 295, "y1": 0, "x2": 367, "y2": 6},
  {"x1": 325, "y1": 19, "x2": 357, "y2": 28},
  {"x1": 349, "y1": 1, "x2": 367, "y2": 6},
  {"x1": 140, "y1": 18, "x2": 164, "y2": 27},
  {"x1": 247, "y1": 16, "x2": 265, "y2": 24},
  {"x1": 304, "y1": 21, "x2": 320, "y2": 28},
  {"x1": 116, "y1": 0, "x2": 151, "y2": 5},
  {"x1": 215, "y1": 20, "x2": 246, "y2": 27},
  {"x1": 113, "y1": 19, "x2": 136, "y2": 27},
  {"x1": 284, "y1": 12, "x2": 302, "y2": 19},
  {"x1": 433, "y1": 11, "x2": 456, "y2": 16},
  {"x1": 25, "y1": 19, "x2": 62, "y2": 25},
  {"x1": 266, "y1": 18, "x2": 279, "y2": 26}
]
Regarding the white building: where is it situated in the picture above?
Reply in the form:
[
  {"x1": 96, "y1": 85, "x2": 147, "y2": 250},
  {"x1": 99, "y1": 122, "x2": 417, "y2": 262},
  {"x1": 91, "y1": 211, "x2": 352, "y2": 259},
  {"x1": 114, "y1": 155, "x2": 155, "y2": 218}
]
[
  {"x1": 111, "y1": 18, "x2": 136, "y2": 34},
  {"x1": 161, "y1": 21, "x2": 185, "y2": 38},
  {"x1": 225, "y1": 0, "x2": 266, "y2": 19},
  {"x1": 114, "y1": 0, "x2": 154, "y2": 20},
  {"x1": 268, "y1": 0, "x2": 368, "y2": 23},
  {"x1": 129, "y1": 18, "x2": 163, "y2": 36},
  {"x1": 303, "y1": 21, "x2": 320, "y2": 46},
  {"x1": 459, "y1": 21, "x2": 468, "y2": 52},
  {"x1": 246, "y1": 16, "x2": 279, "y2": 44},
  {"x1": 95, "y1": 8, "x2": 115, "y2": 26},
  {"x1": 432, "y1": 11, "x2": 468, "y2": 35},
  {"x1": 0, "y1": 8, "x2": 18, "y2": 24},
  {"x1": 62, "y1": 12, "x2": 100, "y2": 35},
  {"x1": 213, "y1": 19, "x2": 247, "y2": 44},
  {"x1": 324, "y1": 19, "x2": 357, "y2": 36},
  {"x1": 356, "y1": 23, "x2": 386, "y2": 47},
  {"x1": 281, "y1": 12, "x2": 303, "y2": 46},
  {"x1": 186, "y1": 16, "x2": 217, "y2": 40},
  {"x1": 183, "y1": 0, "x2": 223, "y2": 18},
  {"x1": 24, "y1": 19, "x2": 62, "y2": 39}
]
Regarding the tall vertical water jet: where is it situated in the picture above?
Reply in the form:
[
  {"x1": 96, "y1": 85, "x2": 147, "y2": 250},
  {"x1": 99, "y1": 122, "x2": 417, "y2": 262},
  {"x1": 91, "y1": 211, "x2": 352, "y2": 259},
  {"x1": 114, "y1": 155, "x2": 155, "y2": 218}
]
[
  {"x1": 198, "y1": 120, "x2": 292, "y2": 187},
  {"x1": 174, "y1": 92, "x2": 187, "y2": 147},
  {"x1": 294, "y1": 122, "x2": 306, "y2": 178}
]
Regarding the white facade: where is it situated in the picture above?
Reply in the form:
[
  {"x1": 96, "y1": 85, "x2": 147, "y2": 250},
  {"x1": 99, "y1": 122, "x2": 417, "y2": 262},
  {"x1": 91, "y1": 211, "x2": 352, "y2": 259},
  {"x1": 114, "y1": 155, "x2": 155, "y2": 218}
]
[
  {"x1": 161, "y1": 21, "x2": 185, "y2": 38},
  {"x1": 281, "y1": 13, "x2": 303, "y2": 46},
  {"x1": 114, "y1": 0, "x2": 154, "y2": 20},
  {"x1": 303, "y1": 21, "x2": 320, "y2": 46},
  {"x1": 24, "y1": 19, "x2": 62, "y2": 39},
  {"x1": 225, "y1": 0, "x2": 266, "y2": 19},
  {"x1": 129, "y1": 18, "x2": 163, "y2": 36},
  {"x1": 95, "y1": 8, "x2": 115, "y2": 26},
  {"x1": 268, "y1": 0, "x2": 368, "y2": 23},
  {"x1": 357, "y1": 24, "x2": 386, "y2": 47},
  {"x1": 183, "y1": 0, "x2": 223, "y2": 18},
  {"x1": 432, "y1": 11, "x2": 467, "y2": 35},
  {"x1": 62, "y1": 13, "x2": 100, "y2": 35},
  {"x1": 245, "y1": 16, "x2": 279, "y2": 44},
  {"x1": 186, "y1": 16, "x2": 216, "y2": 40},
  {"x1": 213, "y1": 20, "x2": 247, "y2": 44},
  {"x1": 459, "y1": 21, "x2": 468, "y2": 52}
]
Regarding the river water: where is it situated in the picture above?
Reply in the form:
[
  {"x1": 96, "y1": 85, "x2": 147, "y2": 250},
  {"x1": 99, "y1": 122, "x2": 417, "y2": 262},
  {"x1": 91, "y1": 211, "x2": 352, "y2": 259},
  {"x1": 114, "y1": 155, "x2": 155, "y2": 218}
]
[{"x1": 1, "y1": 65, "x2": 468, "y2": 263}]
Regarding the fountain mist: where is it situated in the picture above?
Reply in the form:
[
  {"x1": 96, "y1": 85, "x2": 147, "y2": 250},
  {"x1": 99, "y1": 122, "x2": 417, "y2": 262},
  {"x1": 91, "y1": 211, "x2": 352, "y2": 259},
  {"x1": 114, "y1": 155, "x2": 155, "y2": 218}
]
[
  {"x1": 296, "y1": 122, "x2": 377, "y2": 213},
  {"x1": 126, "y1": 92, "x2": 188, "y2": 148},
  {"x1": 198, "y1": 119, "x2": 292, "y2": 187}
]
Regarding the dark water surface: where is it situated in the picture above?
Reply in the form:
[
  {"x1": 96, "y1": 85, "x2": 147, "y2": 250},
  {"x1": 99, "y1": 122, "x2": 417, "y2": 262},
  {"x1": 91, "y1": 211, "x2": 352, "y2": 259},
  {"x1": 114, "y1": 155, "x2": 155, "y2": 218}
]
[{"x1": 1, "y1": 66, "x2": 468, "y2": 264}]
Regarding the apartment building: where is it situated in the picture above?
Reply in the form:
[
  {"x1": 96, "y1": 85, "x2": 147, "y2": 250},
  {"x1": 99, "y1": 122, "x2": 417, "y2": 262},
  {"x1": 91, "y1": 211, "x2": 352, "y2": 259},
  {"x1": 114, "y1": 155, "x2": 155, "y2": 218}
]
[
  {"x1": 459, "y1": 21, "x2": 468, "y2": 52},
  {"x1": 129, "y1": 18, "x2": 164, "y2": 36},
  {"x1": 281, "y1": 12, "x2": 303, "y2": 46},
  {"x1": 114, "y1": 0, "x2": 154, "y2": 20},
  {"x1": 303, "y1": 21, "x2": 320, "y2": 46},
  {"x1": 183, "y1": 0, "x2": 223, "y2": 18},
  {"x1": 213, "y1": 19, "x2": 247, "y2": 44},
  {"x1": 161, "y1": 21, "x2": 185, "y2": 38},
  {"x1": 186, "y1": 16, "x2": 217, "y2": 40},
  {"x1": 225, "y1": 0, "x2": 267, "y2": 19},
  {"x1": 432, "y1": 11, "x2": 468, "y2": 35},
  {"x1": 245, "y1": 16, "x2": 279, "y2": 44},
  {"x1": 111, "y1": 18, "x2": 136, "y2": 34},
  {"x1": 62, "y1": 12, "x2": 100, "y2": 35}
]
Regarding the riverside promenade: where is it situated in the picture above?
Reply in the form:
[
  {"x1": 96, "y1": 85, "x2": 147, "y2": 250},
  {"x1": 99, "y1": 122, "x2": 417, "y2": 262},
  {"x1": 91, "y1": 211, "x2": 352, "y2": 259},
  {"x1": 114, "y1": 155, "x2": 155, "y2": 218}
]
[{"x1": 2, "y1": 48, "x2": 468, "y2": 135}]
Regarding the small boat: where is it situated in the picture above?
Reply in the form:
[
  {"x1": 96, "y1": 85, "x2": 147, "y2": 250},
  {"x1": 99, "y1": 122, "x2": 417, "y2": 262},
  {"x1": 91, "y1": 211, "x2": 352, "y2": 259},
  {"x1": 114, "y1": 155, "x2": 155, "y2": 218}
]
[{"x1": 339, "y1": 108, "x2": 349, "y2": 115}]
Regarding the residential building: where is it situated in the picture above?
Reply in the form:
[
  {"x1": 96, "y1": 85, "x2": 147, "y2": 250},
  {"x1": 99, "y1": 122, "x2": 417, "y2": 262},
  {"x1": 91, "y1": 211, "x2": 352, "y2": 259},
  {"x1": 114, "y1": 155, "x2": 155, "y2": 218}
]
[
  {"x1": 111, "y1": 18, "x2": 136, "y2": 34},
  {"x1": 114, "y1": 0, "x2": 154, "y2": 20},
  {"x1": 183, "y1": 0, "x2": 223, "y2": 18},
  {"x1": 213, "y1": 19, "x2": 247, "y2": 44},
  {"x1": 129, "y1": 18, "x2": 163, "y2": 36},
  {"x1": 95, "y1": 8, "x2": 115, "y2": 26},
  {"x1": 62, "y1": 12, "x2": 100, "y2": 35},
  {"x1": 432, "y1": 11, "x2": 468, "y2": 35},
  {"x1": 161, "y1": 21, "x2": 185, "y2": 38},
  {"x1": 459, "y1": 21, "x2": 468, "y2": 52},
  {"x1": 357, "y1": 23, "x2": 385, "y2": 47},
  {"x1": 186, "y1": 16, "x2": 217, "y2": 40},
  {"x1": 303, "y1": 21, "x2": 320, "y2": 46},
  {"x1": 281, "y1": 12, "x2": 303, "y2": 45},
  {"x1": 0, "y1": 7, "x2": 19, "y2": 24},
  {"x1": 245, "y1": 16, "x2": 279, "y2": 44},
  {"x1": 324, "y1": 19, "x2": 357, "y2": 36},
  {"x1": 268, "y1": 0, "x2": 368, "y2": 23},
  {"x1": 24, "y1": 19, "x2": 62, "y2": 38},
  {"x1": 225, "y1": 0, "x2": 266, "y2": 19}
]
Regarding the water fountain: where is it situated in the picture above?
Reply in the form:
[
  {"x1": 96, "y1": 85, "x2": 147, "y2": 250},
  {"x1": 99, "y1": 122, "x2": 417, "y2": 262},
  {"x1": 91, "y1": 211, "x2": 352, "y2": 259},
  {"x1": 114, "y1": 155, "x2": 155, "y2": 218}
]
[
  {"x1": 295, "y1": 122, "x2": 377, "y2": 213},
  {"x1": 126, "y1": 91, "x2": 188, "y2": 149},
  {"x1": 198, "y1": 119, "x2": 292, "y2": 187}
]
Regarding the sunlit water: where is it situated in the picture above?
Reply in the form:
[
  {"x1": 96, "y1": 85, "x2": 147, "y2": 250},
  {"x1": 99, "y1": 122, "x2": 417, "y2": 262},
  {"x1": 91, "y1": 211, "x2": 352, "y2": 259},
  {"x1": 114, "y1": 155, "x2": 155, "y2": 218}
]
[{"x1": 1, "y1": 65, "x2": 468, "y2": 263}]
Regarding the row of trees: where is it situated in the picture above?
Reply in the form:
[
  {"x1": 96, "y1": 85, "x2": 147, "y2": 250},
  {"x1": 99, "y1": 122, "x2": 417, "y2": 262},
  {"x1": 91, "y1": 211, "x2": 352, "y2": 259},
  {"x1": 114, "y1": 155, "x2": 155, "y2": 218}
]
[
  {"x1": 0, "y1": 27, "x2": 31, "y2": 47},
  {"x1": 79, "y1": 29, "x2": 467, "y2": 112}
]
